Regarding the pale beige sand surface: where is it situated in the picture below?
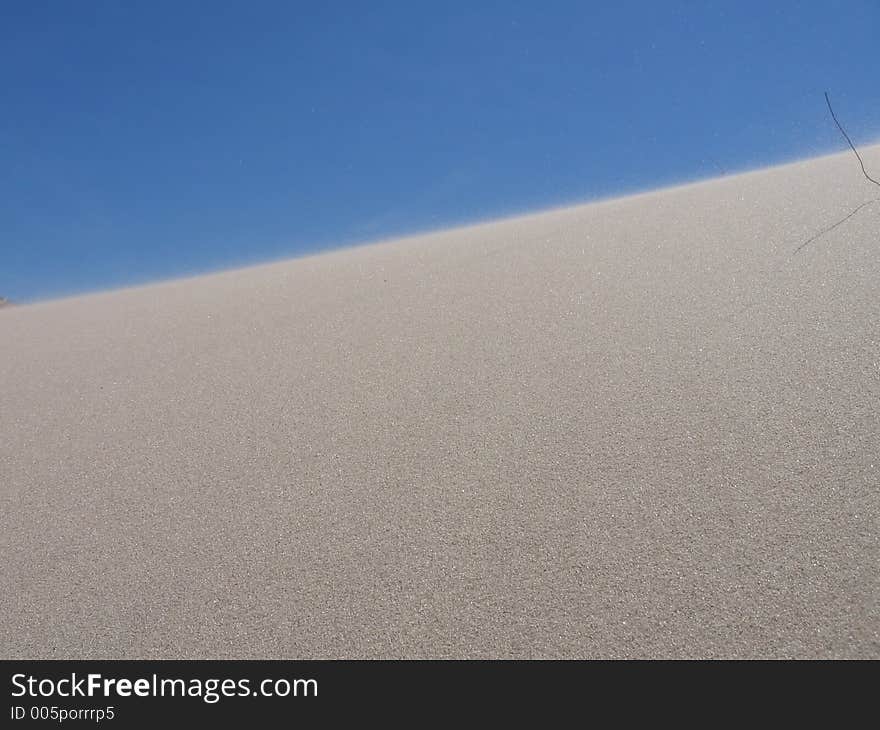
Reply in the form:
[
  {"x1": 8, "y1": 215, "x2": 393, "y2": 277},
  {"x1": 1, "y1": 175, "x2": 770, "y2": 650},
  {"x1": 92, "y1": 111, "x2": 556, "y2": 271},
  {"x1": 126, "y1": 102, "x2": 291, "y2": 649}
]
[{"x1": 1, "y1": 147, "x2": 878, "y2": 658}]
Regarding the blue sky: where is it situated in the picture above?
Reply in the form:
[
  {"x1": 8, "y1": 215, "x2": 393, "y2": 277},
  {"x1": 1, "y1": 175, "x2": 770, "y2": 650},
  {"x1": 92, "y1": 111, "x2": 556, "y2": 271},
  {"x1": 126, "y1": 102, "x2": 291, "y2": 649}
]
[{"x1": 2, "y1": 1, "x2": 879, "y2": 302}]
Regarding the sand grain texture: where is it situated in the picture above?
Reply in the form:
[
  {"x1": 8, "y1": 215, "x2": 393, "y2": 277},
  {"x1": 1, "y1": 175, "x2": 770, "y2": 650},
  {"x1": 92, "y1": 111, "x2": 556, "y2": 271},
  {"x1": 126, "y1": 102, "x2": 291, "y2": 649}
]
[{"x1": 2, "y1": 147, "x2": 879, "y2": 658}]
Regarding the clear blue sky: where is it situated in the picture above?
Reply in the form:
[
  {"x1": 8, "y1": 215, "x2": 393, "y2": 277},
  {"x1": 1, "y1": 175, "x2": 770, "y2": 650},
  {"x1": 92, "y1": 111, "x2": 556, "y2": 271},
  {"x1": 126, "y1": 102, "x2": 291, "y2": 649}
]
[{"x1": 2, "y1": 1, "x2": 878, "y2": 302}]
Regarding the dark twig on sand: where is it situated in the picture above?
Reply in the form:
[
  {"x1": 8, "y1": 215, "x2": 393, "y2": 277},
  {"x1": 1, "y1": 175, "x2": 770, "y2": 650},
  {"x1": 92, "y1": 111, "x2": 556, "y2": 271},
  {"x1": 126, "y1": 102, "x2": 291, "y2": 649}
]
[
  {"x1": 793, "y1": 93, "x2": 880, "y2": 254},
  {"x1": 824, "y1": 92, "x2": 880, "y2": 188},
  {"x1": 793, "y1": 197, "x2": 880, "y2": 255}
]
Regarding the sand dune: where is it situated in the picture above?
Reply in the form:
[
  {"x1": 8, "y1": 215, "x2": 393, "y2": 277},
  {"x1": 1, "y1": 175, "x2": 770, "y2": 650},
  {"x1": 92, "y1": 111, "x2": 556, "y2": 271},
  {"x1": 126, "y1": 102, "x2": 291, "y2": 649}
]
[{"x1": 2, "y1": 146, "x2": 878, "y2": 659}]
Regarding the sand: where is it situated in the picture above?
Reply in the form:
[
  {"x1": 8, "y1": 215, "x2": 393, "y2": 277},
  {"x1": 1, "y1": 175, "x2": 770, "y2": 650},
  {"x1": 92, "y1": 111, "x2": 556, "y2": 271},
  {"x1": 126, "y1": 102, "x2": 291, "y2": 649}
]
[{"x1": 1, "y1": 146, "x2": 878, "y2": 659}]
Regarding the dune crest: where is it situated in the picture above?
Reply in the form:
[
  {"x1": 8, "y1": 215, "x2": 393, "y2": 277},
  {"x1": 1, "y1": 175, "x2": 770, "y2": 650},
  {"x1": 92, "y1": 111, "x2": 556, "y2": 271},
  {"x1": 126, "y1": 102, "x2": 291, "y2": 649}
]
[{"x1": 1, "y1": 146, "x2": 878, "y2": 659}]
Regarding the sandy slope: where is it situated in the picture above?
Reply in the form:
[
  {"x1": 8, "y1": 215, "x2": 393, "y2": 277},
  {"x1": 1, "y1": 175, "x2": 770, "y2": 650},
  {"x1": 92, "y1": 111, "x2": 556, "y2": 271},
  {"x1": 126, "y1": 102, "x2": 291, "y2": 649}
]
[{"x1": 1, "y1": 146, "x2": 878, "y2": 659}]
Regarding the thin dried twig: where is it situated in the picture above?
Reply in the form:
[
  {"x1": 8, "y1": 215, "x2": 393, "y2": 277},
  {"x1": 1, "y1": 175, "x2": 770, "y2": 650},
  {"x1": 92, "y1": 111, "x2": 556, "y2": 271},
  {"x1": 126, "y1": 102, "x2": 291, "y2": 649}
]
[
  {"x1": 793, "y1": 197, "x2": 880, "y2": 255},
  {"x1": 825, "y1": 92, "x2": 880, "y2": 188},
  {"x1": 793, "y1": 93, "x2": 879, "y2": 254}
]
